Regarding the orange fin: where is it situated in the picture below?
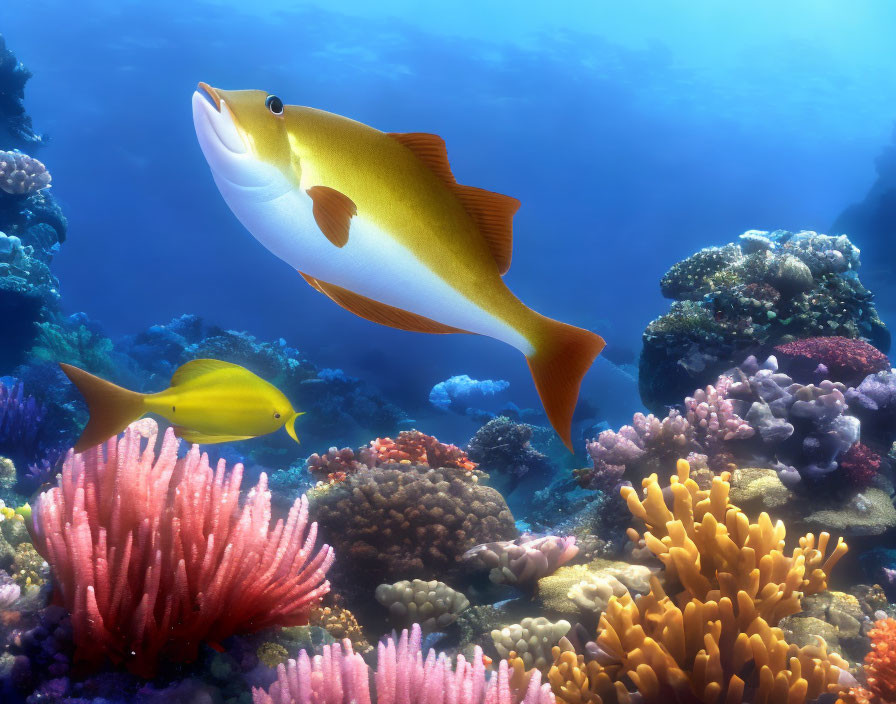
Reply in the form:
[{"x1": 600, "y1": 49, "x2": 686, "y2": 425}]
[
  {"x1": 387, "y1": 132, "x2": 519, "y2": 275},
  {"x1": 526, "y1": 320, "x2": 605, "y2": 452},
  {"x1": 60, "y1": 363, "x2": 146, "y2": 453},
  {"x1": 387, "y1": 132, "x2": 455, "y2": 185},
  {"x1": 298, "y1": 271, "x2": 468, "y2": 334},
  {"x1": 451, "y1": 184, "x2": 519, "y2": 275},
  {"x1": 306, "y1": 185, "x2": 357, "y2": 248}
]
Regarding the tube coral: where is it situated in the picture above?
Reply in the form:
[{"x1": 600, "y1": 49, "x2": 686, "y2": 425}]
[
  {"x1": 253, "y1": 623, "x2": 555, "y2": 704},
  {"x1": 548, "y1": 459, "x2": 850, "y2": 704},
  {"x1": 30, "y1": 419, "x2": 334, "y2": 677}
]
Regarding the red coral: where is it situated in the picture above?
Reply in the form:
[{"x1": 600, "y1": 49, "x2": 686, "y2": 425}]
[
  {"x1": 306, "y1": 447, "x2": 365, "y2": 482},
  {"x1": 774, "y1": 336, "x2": 890, "y2": 386},
  {"x1": 30, "y1": 420, "x2": 334, "y2": 677},
  {"x1": 841, "y1": 618, "x2": 896, "y2": 704},
  {"x1": 839, "y1": 442, "x2": 883, "y2": 487},
  {"x1": 370, "y1": 430, "x2": 477, "y2": 472}
]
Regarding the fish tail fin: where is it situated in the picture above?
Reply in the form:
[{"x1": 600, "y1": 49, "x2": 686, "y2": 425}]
[
  {"x1": 525, "y1": 318, "x2": 605, "y2": 453},
  {"x1": 60, "y1": 363, "x2": 146, "y2": 453}
]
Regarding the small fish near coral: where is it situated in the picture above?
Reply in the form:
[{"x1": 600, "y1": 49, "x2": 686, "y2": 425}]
[
  {"x1": 59, "y1": 359, "x2": 304, "y2": 452},
  {"x1": 192, "y1": 83, "x2": 604, "y2": 450}
]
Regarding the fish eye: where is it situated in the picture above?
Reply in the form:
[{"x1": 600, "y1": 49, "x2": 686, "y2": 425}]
[
  {"x1": 265, "y1": 95, "x2": 284, "y2": 115},
  {"x1": 274, "y1": 412, "x2": 281, "y2": 419}
]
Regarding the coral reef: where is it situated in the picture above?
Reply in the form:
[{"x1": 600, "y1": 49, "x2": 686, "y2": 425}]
[
  {"x1": 537, "y1": 560, "x2": 653, "y2": 622},
  {"x1": 30, "y1": 419, "x2": 334, "y2": 676},
  {"x1": 307, "y1": 462, "x2": 516, "y2": 585},
  {"x1": 375, "y1": 579, "x2": 470, "y2": 632},
  {"x1": 547, "y1": 459, "x2": 851, "y2": 704},
  {"x1": 640, "y1": 230, "x2": 889, "y2": 412},
  {"x1": 429, "y1": 374, "x2": 510, "y2": 414},
  {"x1": 463, "y1": 535, "x2": 579, "y2": 593},
  {"x1": 254, "y1": 623, "x2": 555, "y2": 704},
  {"x1": 308, "y1": 599, "x2": 371, "y2": 653},
  {"x1": 491, "y1": 617, "x2": 571, "y2": 672}
]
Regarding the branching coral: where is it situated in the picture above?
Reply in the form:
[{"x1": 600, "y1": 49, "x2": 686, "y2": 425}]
[
  {"x1": 838, "y1": 617, "x2": 896, "y2": 704},
  {"x1": 253, "y1": 624, "x2": 555, "y2": 704},
  {"x1": 774, "y1": 337, "x2": 890, "y2": 387},
  {"x1": 370, "y1": 430, "x2": 478, "y2": 473},
  {"x1": 548, "y1": 459, "x2": 850, "y2": 704},
  {"x1": 30, "y1": 419, "x2": 334, "y2": 677},
  {"x1": 464, "y1": 535, "x2": 579, "y2": 592}
]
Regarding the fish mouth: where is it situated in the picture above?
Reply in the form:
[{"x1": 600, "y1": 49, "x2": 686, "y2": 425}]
[
  {"x1": 192, "y1": 83, "x2": 247, "y2": 156},
  {"x1": 197, "y1": 81, "x2": 221, "y2": 111}
]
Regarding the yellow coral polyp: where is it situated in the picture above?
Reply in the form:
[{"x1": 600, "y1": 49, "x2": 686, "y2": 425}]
[{"x1": 548, "y1": 459, "x2": 850, "y2": 704}]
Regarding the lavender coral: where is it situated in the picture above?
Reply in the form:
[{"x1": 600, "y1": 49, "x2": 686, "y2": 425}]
[
  {"x1": 30, "y1": 419, "x2": 334, "y2": 677},
  {"x1": 254, "y1": 624, "x2": 555, "y2": 704},
  {"x1": 463, "y1": 535, "x2": 578, "y2": 592},
  {"x1": 0, "y1": 150, "x2": 50, "y2": 194}
]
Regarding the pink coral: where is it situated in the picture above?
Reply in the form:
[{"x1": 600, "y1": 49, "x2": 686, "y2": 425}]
[
  {"x1": 839, "y1": 442, "x2": 882, "y2": 488},
  {"x1": 774, "y1": 336, "x2": 890, "y2": 386},
  {"x1": 683, "y1": 376, "x2": 755, "y2": 451},
  {"x1": 253, "y1": 624, "x2": 555, "y2": 704},
  {"x1": 30, "y1": 419, "x2": 334, "y2": 677}
]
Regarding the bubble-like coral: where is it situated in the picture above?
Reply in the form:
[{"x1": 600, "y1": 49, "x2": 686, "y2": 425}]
[{"x1": 0, "y1": 150, "x2": 50, "y2": 195}]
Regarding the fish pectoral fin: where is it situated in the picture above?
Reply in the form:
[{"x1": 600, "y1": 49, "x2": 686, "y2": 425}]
[
  {"x1": 297, "y1": 271, "x2": 470, "y2": 335},
  {"x1": 387, "y1": 132, "x2": 519, "y2": 275},
  {"x1": 305, "y1": 185, "x2": 356, "y2": 248},
  {"x1": 170, "y1": 359, "x2": 246, "y2": 386},
  {"x1": 173, "y1": 427, "x2": 255, "y2": 444}
]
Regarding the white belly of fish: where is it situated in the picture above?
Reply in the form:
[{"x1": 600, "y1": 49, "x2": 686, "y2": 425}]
[{"x1": 215, "y1": 174, "x2": 534, "y2": 356}]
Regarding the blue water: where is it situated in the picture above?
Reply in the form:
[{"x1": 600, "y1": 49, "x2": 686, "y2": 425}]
[{"x1": 4, "y1": 0, "x2": 896, "y2": 441}]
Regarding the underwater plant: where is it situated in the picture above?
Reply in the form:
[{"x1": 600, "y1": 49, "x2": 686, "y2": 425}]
[
  {"x1": 30, "y1": 419, "x2": 334, "y2": 677},
  {"x1": 548, "y1": 459, "x2": 851, "y2": 704},
  {"x1": 253, "y1": 623, "x2": 555, "y2": 704}
]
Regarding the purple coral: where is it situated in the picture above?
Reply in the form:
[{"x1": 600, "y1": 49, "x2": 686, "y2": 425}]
[
  {"x1": 0, "y1": 570, "x2": 20, "y2": 609},
  {"x1": 463, "y1": 534, "x2": 578, "y2": 590},
  {"x1": 683, "y1": 376, "x2": 755, "y2": 451},
  {"x1": 0, "y1": 379, "x2": 47, "y2": 465},
  {"x1": 0, "y1": 150, "x2": 51, "y2": 194},
  {"x1": 253, "y1": 624, "x2": 555, "y2": 704}
]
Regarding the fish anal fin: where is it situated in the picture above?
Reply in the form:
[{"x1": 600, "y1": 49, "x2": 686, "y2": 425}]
[
  {"x1": 298, "y1": 271, "x2": 469, "y2": 335},
  {"x1": 387, "y1": 132, "x2": 455, "y2": 186},
  {"x1": 173, "y1": 427, "x2": 254, "y2": 444},
  {"x1": 306, "y1": 185, "x2": 356, "y2": 248},
  {"x1": 170, "y1": 359, "x2": 244, "y2": 386},
  {"x1": 452, "y1": 184, "x2": 520, "y2": 275},
  {"x1": 387, "y1": 132, "x2": 519, "y2": 275}
]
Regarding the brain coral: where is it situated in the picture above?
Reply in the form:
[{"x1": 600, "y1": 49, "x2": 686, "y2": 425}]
[{"x1": 307, "y1": 463, "x2": 516, "y2": 584}]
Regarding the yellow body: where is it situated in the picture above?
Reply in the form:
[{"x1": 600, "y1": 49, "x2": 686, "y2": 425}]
[
  {"x1": 193, "y1": 84, "x2": 605, "y2": 449},
  {"x1": 61, "y1": 359, "x2": 303, "y2": 452}
]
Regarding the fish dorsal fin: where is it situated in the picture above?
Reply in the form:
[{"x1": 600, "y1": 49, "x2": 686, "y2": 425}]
[
  {"x1": 387, "y1": 132, "x2": 520, "y2": 275},
  {"x1": 299, "y1": 271, "x2": 469, "y2": 335},
  {"x1": 451, "y1": 185, "x2": 520, "y2": 275},
  {"x1": 170, "y1": 359, "x2": 245, "y2": 386},
  {"x1": 306, "y1": 185, "x2": 357, "y2": 248},
  {"x1": 387, "y1": 132, "x2": 455, "y2": 186}
]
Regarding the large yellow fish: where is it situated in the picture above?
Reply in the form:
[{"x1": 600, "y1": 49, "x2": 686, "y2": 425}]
[
  {"x1": 192, "y1": 84, "x2": 604, "y2": 450},
  {"x1": 61, "y1": 360, "x2": 303, "y2": 452}
]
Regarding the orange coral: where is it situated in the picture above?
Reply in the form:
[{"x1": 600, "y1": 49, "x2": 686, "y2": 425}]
[
  {"x1": 548, "y1": 459, "x2": 850, "y2": 704},
  {"x1": 370, "y1": 430, "x2": 477, "y2": 473},
  {"x1": 840, "y1": 618, "x2": 896, "y2": 704}
]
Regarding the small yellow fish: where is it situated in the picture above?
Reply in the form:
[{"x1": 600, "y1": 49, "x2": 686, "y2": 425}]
[
  {"x1": 192, "y1": 83, "x2": 604, "y2": 450},
  {"x1": 60, "y1": 360, "x2": 303, "y2": 452}
]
